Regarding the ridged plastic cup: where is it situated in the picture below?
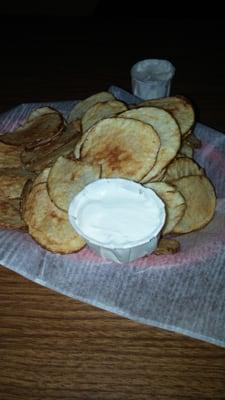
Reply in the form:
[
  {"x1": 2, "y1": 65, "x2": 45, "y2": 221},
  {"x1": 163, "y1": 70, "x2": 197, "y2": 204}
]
[
  {"x1": 68, "y1": 179, "x2": 166, "y2": 263},
  {"x1": 131, "y1": 59, "x2": 175, "y2": 100}
]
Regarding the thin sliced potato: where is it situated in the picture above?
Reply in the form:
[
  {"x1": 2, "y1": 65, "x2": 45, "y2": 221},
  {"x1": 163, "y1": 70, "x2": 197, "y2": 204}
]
[
  {"x1": 139, "y1": 95, "x2": 195, "y2": 136},
  {"x1": 0, "y1": 173, "x2": 30, "y2": 199},
  {"x1": 27, "y1": 106, "x2": 60, "y2": 121},
  {"x1": 0, "y1": 198, "x2": 25, "y2": 229},
  {"x1": 21, "y1": 119, "x2": 81, "y2": 166},
  {"x1": 47, "y1": 157, "x2": 101, "y2": 211},
  {"x1": 23, "y1": 180, "x2": 86, "y2": 253},
  {"x1": 154, "y1": 238, "x2": 180, "y2": 255},
  {"x1": 179, "y1": 142, "x2": 193, "y2": 158},
  {"x1": 163, "y1": 156, "x2": 204, "y2": 182},
  {"x1": 144, "y1": 181, "x2": 186, "y2": 235},
  {"x1": 0, "y1": 113, "x2": 64, "y2": 147},
  {"x1": 24, "y1": 135, "x2": 81, "y2": 173},
  {"x1": 82, "y1": 100, "x2": 127, "y2": 132},
  {"x1": 172, "y1": 175, "x2": 216, "y2": 233},
  {"x1": 119, "y1": 107, "x2": 181, "y2": 182},
  {"x1": 80, "y1": 117, "x2": 160, "y2": 181},
  {"x1": 68, "y1": 91, "x2": 115, "y2": 122},
  {"x1": 0, "y1": 141, "x2": 23, "y2": 168}
]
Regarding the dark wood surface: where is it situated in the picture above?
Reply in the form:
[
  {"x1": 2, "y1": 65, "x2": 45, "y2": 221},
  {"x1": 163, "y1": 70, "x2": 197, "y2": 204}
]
[{"x1": 1, "y1": 17, "x2": 225, "y2": 399}]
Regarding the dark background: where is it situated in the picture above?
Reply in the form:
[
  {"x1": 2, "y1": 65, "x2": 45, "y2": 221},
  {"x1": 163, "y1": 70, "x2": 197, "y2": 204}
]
[{"x1": 0, "y1": 2, "x2": 225, "y2": 130}]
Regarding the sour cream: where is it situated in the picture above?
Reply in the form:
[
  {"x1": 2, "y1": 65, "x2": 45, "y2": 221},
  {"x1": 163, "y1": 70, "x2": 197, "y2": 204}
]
[{"x1": 68, "y1": 179, "x2": 166, "y2": 249}]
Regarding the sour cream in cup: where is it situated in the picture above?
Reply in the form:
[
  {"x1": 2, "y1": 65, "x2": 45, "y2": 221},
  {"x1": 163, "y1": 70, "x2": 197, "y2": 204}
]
[{"x1": 68, "y1": 178, "x2": 166, "y2": 263}]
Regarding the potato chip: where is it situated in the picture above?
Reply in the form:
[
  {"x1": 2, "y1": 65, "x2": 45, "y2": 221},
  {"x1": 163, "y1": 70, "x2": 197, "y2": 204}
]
[
  {"x1": 144, "y1": 181, "x2": 186, "y2": 235},
  {"x1": 0, "y1": 198, "x2": 25, "y2": 229},
  {"x1": 172, "y1": 175, "x2": 216, "y2": 233},
  {"x1": 163, "y1": 156, "x2": 204, "y2": 182},
  {"x1": 0, "y1": 113, "x2": 64, "y2": 147},
  {"x1": 119, "y1": 107, "x2": 181, "y2": 182},
  {"x1": 0, "y1": 141, "x2": 23, "y2": 168},
  {"x1": 23, "y1": 179, "x2": 86, "y2": 253},
  {"x1": 80, "y1": 117, "x2": 160, "y2": 181},
  {"x1": 27, "y1": 106, "x2": 59, "y2": 121},
  {"x1": 0, "y1": 173, "x2": 30, "y2": 199},
  {"x1": 21, "y1": 119, "x2": 81, "y2": 166},
  {"x1": 154, "y1": 238, "x2": 180, "y2": 255},
  {"x1": 82, "y1": 100, "x2": 127, "y2": 132},
  {"x1": 24, "y1": 135, "x2": 81, "y2": 173},
  {"x1": 179, "y1": 142, "x2": 193, "y2": 158},
  {"x1": 68, "y1": 91, "x2": 115, "y2": 122},
  {"x1": 139, "y1": 95, "x2": 195, "y2": 137},
  {"x1": 32, "y1": 167, "x2": 51, "y2": 186},
  {"x1": 47, "y1": 157, "x2": 101, "y2": 211}
]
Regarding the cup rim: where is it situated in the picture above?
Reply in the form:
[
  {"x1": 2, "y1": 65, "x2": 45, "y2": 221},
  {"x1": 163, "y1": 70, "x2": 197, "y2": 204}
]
[{"x1": 131, "y1": 58, "x2": 175, "y2": 83}]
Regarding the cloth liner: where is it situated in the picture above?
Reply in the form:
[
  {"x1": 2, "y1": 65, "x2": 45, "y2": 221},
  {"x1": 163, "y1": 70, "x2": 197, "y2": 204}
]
[{"x1": 0, "y1": 86, "x2": 225, "y2": 348}]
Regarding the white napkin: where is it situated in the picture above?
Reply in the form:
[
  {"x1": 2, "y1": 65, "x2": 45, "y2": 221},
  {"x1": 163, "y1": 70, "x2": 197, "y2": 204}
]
[{"x1": 0, "y1": 87, "x2": 225, "y2": 348}]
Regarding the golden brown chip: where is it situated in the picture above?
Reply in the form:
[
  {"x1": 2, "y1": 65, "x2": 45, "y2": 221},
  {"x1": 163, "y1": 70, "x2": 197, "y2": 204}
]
[
  {"x1": 24, "y1": 134, "x2": 81, "y2": 173},
  {"x1": 0, "y1": 113, "x2": 64, "y2": 147},
  {"x1": 21, "y1": 119, "x2": 81, "y2": 166},
  {"x1": 80, "y1": 117, "x2": 160, "y2": 181},
  {"x1": 172, "y1": 175, "x2": 216, "y2": 234},
  {"x1": 0, "y1": 141, "x2": 23, "y2": 168},
  {"x1": 68, "y1": 91, "x2": 115, "y2": 122},
  {"x1": 20, "y1": 179, "x2": 34, "y2": 219},
  {"x1": 144, "y1": 181, "x2": 186, "y2": 235},
  {"x1": 23, "y1": 180, "x2": 86, "y2": 253},
  {"x1": 139, "y1": 95, "x2": 195, "y2": 136},
  {"x1": 32, "y1": 167, "x2": 51, "y2": 186},
  {"x1": 179, "y1": 142, "x2": 193, "y2": 158},
  {"x1": 163, "y1": 157, "x2": 204, "y2": 182},
  {"x1": 47, "y1": 157, "x2": 101, "y2": 211},
  {"x1": 27, "y1": 106, "x2": 60, "y2": 121},
  {"x1": 119, "y1": 106, "x2": 181, "y2": 182},
  {"x1": 0, "y1": 198, "x2": 25, "y2": 229},
  {"x1": 82, "y1": 100, "x2": 127, "y2": 132},
  {"x1": 154, "y1": 238, "x2": 180, "y2": 255},
  {"x1": 0, "y1": 174, "x2": 29, "y2": 199}
]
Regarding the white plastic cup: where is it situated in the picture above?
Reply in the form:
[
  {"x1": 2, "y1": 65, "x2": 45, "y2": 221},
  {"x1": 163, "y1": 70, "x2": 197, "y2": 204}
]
[
  {"x1": 131, "y1": 59, "x2": 175, "y2": 100},
  {"x1": 68, "y1": 179, "x2": 166, "y2": 263}
]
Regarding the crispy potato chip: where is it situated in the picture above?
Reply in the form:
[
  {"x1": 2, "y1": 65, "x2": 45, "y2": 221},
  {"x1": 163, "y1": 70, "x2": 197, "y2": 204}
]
[
  {"x1": 82, "y1": 100, "x2": 127, "y2": 132},
  {"x1": 144, "y1": 181, "x2": 186, "y2": 235},
  {"x1": 149, "y1": 168, "x2": 166, "y2": 182},
  {"x1": 119, "y1": 107, "x2": 181, "y2": 182},
  {"x1": 139, "y1": 95, "x2": 195, "y2": 136},
  {"x1": 163, "y1": 157, "x2": 204, "y2": 182},
  {"x1": 23, "y1": 180, "x2": 86, "y2": 253},
  {"x1": 179, "y1": 142, "x2": 193, "y2": 158},
  {"x1": 80, "y1": 117, "x2": 160, "y2": 181},
  {"x1": 0, "y1": 141, "x2": 23, "y2": 168},
  {"x1": 20, "y1": 179, "x2": 34, "y2": 218},
  {"x1": 48, "y1": 157, "x2": 101, "y2": 211},
  {"x1": 32, "y1": 167, "x2": 51, "y2": 186},
  {"x1": 68, "y1": 91, "x2": 115, "y2": 122},
  {"x1": 154, "y1": 238, "x2": 180, "y2": 255},
  {"x1": 172, "y1": 175, "x2": 216, "y2": 233},
  {"x1": 0, "y1": 113, "x2": 64, "y2": 147},
  {"x1": 27, "y1": 106, "x2": 60, "y2": 121},
  {"x1": 24, "y1": 135, "x2": 81, "y2": 173},
  {"x1": 21, "y1": 119, "x2": 81, "y2": 166},
  {"x1": 0, "y1": 198, "x2": 25, "y2": 229},
  {"x1": 0, "y1": 173, "x2": 30, "y2": 199}
]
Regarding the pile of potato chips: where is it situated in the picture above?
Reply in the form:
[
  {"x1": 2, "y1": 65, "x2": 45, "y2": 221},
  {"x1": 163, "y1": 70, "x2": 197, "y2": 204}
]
[{"x1": 0, "y1": 91, "x2": 216, "y2": 255}]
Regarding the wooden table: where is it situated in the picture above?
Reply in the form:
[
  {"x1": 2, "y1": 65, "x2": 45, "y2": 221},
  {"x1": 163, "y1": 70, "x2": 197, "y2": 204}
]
[{"x1": 1, "y1": 17, "x2": 225, "y2": 399}]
